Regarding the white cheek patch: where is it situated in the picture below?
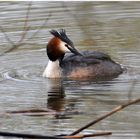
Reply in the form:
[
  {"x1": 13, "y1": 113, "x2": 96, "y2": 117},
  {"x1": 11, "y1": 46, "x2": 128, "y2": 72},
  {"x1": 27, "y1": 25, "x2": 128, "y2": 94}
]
[{"x1": 60, "y1": 41, "x2": 70, "y2": 53}]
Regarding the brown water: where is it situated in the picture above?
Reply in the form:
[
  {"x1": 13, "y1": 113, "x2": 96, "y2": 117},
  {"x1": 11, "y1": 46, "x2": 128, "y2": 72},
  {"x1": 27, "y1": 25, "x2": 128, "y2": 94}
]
[{"x1": 0, "y1": 1, "x2": 140, "y2": 138}]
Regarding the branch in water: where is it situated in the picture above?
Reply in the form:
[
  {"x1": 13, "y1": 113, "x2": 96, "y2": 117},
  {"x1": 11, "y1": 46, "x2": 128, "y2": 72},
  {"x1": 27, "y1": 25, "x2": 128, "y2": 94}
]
[
  {"x1": 0, "y1": 26, "x2": 15, "y2": 46},
  {"x1": 70, "y1": 98, "x2": 140, "y2": 136},
  {"x1": 0, "y1": 2, "x2": 51, "y2": 56},
  {"x1": 18, "y1": 2, "x2": 32, "y2": 43},
  {"x1": 27, "y1": 13, "x2": 52, "y2": 41}
]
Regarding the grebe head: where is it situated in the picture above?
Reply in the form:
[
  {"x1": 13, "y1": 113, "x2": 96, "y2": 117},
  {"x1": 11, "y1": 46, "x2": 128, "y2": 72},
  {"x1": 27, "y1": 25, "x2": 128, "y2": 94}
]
[{"x1": 47, "y1": 29, "x2": 81, "y2": 61}]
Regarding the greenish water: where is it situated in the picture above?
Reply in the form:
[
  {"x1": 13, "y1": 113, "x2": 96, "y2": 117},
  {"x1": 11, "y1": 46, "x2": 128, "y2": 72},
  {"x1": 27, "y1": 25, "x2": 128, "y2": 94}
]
[{"x1": 0, "y1": 1, "x2": 140, "y2": 138}]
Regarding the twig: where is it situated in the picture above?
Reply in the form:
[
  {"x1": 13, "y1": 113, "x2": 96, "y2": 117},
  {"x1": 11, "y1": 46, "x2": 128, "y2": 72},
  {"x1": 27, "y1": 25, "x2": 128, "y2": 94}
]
[
  {"x1": 0, "y1": 131, "x2": 62, "y2": 139},
  {"x1": 0, "y1": 26, "x2": 15, "y2": 46},
  {"x1": 6, "y1": 108, "x2": 54, "y2": 114},
  {"x1": 0, "y1": 2, "x2": 51, "y2": 56},
  {"x1": 0, "y1": 42, "x2": 38, "y2": 56},
  {"x1": 18, "y1": 2, "x2": 32, "y2": 43},
  {"x1": 1, "y1": 45, "x2": 18, "y2": 55},
  {"x1": 27, "y1": 13, "x2": 52, "y2": 41},
  {"x1": 64, "y1": 132, "x2": 112, "y2": 139},
  {"x1": 70, "y1": 98, "x2": 140, "y2": 135},
  {"x1": 0, "y1": 2, "x2": 32, "y2": 47},
  {"x1": 0, "y1": 131, "x2": 111, "y2": 139},
  {"x1": 6, "y1": 108, "x2": 56, "y2": 116},
  {"x1": 0, "y1": 2, "x2": 32, "y2": 55}
]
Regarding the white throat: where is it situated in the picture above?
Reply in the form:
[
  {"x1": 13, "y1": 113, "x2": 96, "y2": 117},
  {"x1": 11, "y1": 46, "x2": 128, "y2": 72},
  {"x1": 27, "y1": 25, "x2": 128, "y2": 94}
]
[{"x1": 43, "y1": 60, "x2": 62, "y2": 78}]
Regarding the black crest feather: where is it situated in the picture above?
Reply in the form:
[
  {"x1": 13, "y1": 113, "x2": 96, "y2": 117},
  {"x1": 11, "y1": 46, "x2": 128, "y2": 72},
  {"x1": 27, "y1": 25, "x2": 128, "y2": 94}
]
[{"x1": 50, "y1": 29, "x2": 74, "y2": 47}]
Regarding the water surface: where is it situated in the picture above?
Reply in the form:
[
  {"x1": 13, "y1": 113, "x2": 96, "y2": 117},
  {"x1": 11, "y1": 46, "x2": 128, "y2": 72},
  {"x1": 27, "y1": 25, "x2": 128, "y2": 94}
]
[{"x1": 0, "y1": 1, "x2": 140, "y2": 138}]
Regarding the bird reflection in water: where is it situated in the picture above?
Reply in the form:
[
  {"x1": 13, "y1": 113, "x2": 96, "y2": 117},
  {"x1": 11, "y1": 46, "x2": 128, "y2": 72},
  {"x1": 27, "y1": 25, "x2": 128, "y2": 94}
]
[
  {"x1": 46, "y1": 79, "x2": 65, "y2": 112},
  {"x1": 46, "y1": 79, "x2": 80, "y2": 119}
]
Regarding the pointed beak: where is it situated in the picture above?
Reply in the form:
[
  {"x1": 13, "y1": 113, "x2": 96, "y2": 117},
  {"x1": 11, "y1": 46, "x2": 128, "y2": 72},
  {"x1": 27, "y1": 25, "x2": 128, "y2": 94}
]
[
  {"x1": 70, "y1": 47, "x2": 82, "y2": 56},
  {"x1": 67, "y1": 43, "x2": 83, "y2": 56}
]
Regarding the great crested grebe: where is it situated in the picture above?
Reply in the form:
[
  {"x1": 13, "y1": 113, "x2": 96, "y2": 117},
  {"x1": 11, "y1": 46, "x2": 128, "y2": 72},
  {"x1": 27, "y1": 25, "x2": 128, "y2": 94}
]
[{"x1": 43, "y1": 29, "x2": 123, "y2": 79}]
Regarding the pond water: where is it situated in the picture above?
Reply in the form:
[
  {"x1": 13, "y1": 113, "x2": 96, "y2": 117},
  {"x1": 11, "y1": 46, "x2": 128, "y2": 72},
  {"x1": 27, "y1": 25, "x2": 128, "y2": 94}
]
[{"x1": 0, "y1": 1, "x2": 140, "y2": 139}]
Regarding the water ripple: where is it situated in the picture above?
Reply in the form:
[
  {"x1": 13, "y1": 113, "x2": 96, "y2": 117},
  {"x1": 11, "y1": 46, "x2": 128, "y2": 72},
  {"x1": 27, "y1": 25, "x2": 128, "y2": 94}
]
[{"x1": 0, "y1": 1, "x2": 140, "y2": 139}]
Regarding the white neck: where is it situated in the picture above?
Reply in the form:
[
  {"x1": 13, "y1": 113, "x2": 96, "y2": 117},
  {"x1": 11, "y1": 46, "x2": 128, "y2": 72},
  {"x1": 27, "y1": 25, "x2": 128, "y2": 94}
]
[{"x1": 43, "y1": 60, "x2": 62, "y2": 78}]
